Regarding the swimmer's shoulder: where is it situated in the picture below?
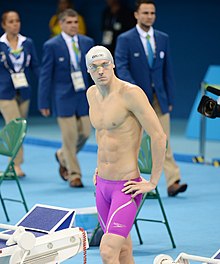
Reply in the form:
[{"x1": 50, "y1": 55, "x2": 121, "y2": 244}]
[
  {"x1": 120, "y1": 80, "x2": 147, "y2": 98},
  {"x1": 87, "y1": 85, "x2": 96, "y2": 99}
]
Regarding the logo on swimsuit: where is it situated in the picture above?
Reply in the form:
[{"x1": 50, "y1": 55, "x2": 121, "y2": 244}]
[{"x1": 113, "y1": 222, "x2": 126, "y2": 228}]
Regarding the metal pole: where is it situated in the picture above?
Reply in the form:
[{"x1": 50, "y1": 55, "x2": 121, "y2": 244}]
[{"x1": 199, "y1": 82, "x2": 206, "y2": 159}]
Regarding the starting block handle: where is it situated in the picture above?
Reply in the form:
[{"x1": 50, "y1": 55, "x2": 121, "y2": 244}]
[
  {"x1": 0, "y1": 224, "x2": 23, "y2": 231},
  {"x1": 0, "y1": 224, "x2": 25, "y2": 242},
  {"x1": 0, "y1": 223, "x2": 35, "y2": 251},
  {"x1": 178, "y1": 253, "x2": 220, "y2": 264},
  {"x1": 0, "y1": 233, "x2": 11, "y2": 240}
]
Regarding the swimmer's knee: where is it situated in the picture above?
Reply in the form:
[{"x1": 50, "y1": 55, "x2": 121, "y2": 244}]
[
  {"x1": 100, "y1": 243, "x2": 117, "y2": 263},
  {"x1": 100, "y1": 233, "x2": 127, "y2": 263},
  {"x1": 120, "y1": 242, "x2": 132, "y2": 259}
]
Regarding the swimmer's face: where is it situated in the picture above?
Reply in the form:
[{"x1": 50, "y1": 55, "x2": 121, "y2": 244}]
[{"x1": 88, "y1": 59, "x2": 115, "y2": 85}]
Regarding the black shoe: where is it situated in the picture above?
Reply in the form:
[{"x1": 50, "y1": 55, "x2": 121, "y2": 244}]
[
  {"x1": 168, "y1": 181, "x2": 188, "y2": 197},
  {"x1": 55, "y1": 151, "x2": 68, "y2": 181}
]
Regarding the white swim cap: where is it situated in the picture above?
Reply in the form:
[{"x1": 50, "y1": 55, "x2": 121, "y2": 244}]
[{"x1": 86, "y1": 45, "x2": 114, "y2": 69}]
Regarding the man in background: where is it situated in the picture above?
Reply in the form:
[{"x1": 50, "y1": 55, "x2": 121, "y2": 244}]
[
  {"x1": 49, "y1": 0, "x2": 87, "y2": 37},
  {"x1": 38, "y1": 9, "x2": 94, "y2": 188},
  {"x1": 115, "y1": 0, "x2": 187, "y2": 197}
]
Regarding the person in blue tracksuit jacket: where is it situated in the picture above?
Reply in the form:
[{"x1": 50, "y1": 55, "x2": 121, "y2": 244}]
[{"x1": 0, "y1": 10, "x2": 39, "y2": 177}]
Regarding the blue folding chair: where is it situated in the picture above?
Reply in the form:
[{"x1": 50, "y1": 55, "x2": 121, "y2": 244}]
[
  {"x1": 0, "y1": 118, "x2": 28, "y2": 221},
  {"x1": 134, "y1": 133, "x2": 176, "y2": 248}
]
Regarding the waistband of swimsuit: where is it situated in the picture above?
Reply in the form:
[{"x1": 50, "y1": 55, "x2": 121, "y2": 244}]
[{"x1": 96, "y1": 174, "x2": 141, "y2": 184}]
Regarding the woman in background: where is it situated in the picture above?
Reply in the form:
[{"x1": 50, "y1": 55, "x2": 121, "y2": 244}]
[
  {"x1": 0, "y1": 10, "x2": 39, "y2": 177},
  {"x1": 49, "y1": 0, "x2": 87, "y2": 37}
]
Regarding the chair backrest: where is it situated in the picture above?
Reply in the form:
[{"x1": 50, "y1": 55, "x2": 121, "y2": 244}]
[
  {"x1": 0, "y1": 118, "x2": 27, "y2": 158},
  {"x1": 138, "y1": 133, "x2": 152, "y2": 174},
  {"x1": 138, "y1": 133, "x2": 168, "y2": 175}
]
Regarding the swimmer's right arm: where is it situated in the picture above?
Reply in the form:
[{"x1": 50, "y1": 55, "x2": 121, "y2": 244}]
[{"x1": 87, "y1": 87, "x2": 98, "y2": 186}]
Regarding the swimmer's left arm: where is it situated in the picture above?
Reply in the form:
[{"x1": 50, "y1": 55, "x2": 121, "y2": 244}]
[{"x1": 124, "y1": 86, "x2": 166, "y2": 193}]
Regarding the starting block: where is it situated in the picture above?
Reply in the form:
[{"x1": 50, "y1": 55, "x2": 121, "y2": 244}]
[
  {"x1": 154, "y1": 250, "x2": 220, "y2": 264},
  {"x1": 0, "y1": 204, "x2": 88, "y2": 264}
]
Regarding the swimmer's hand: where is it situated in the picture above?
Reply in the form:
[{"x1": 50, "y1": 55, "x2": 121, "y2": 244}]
[{"x1": 122, "y1": 177, "x2": 156, "y2": 198}]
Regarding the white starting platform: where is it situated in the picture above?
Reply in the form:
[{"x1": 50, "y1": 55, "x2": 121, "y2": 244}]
[
  {"x1": 0, "y1": 204, "x2": 88, "y2": 264},
  {"x1": 154, "y1": 249, "x2": 220, "y2": 264}
]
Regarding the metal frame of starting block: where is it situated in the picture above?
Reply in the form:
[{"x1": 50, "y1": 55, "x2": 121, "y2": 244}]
[
  {"x1": 153, "y1": 251, "x2": 220, "y2": 264},
  {"x1": 74, "y1": 206, "x2": 99, "y2": 245},
  {"x1": 0, "y1": 204, "x2": 89, "y2": 264}
]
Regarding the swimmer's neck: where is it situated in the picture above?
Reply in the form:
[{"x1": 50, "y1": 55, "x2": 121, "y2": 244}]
[{"x1": 97, "y1": 77, "x2": 120, "y2": 98}]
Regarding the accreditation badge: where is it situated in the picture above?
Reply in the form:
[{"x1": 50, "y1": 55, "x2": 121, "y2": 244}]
[
  {"x1": 11, "y1": 72, "x2": 28, "y2": 89},
  {"x1": 71, "y1": 71, "x2": 86, "y2": 92}
]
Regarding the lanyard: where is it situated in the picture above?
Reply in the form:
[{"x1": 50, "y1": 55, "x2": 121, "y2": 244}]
[{"x1": 0, "y1": 51, "x2": 30, "y2": 74}]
